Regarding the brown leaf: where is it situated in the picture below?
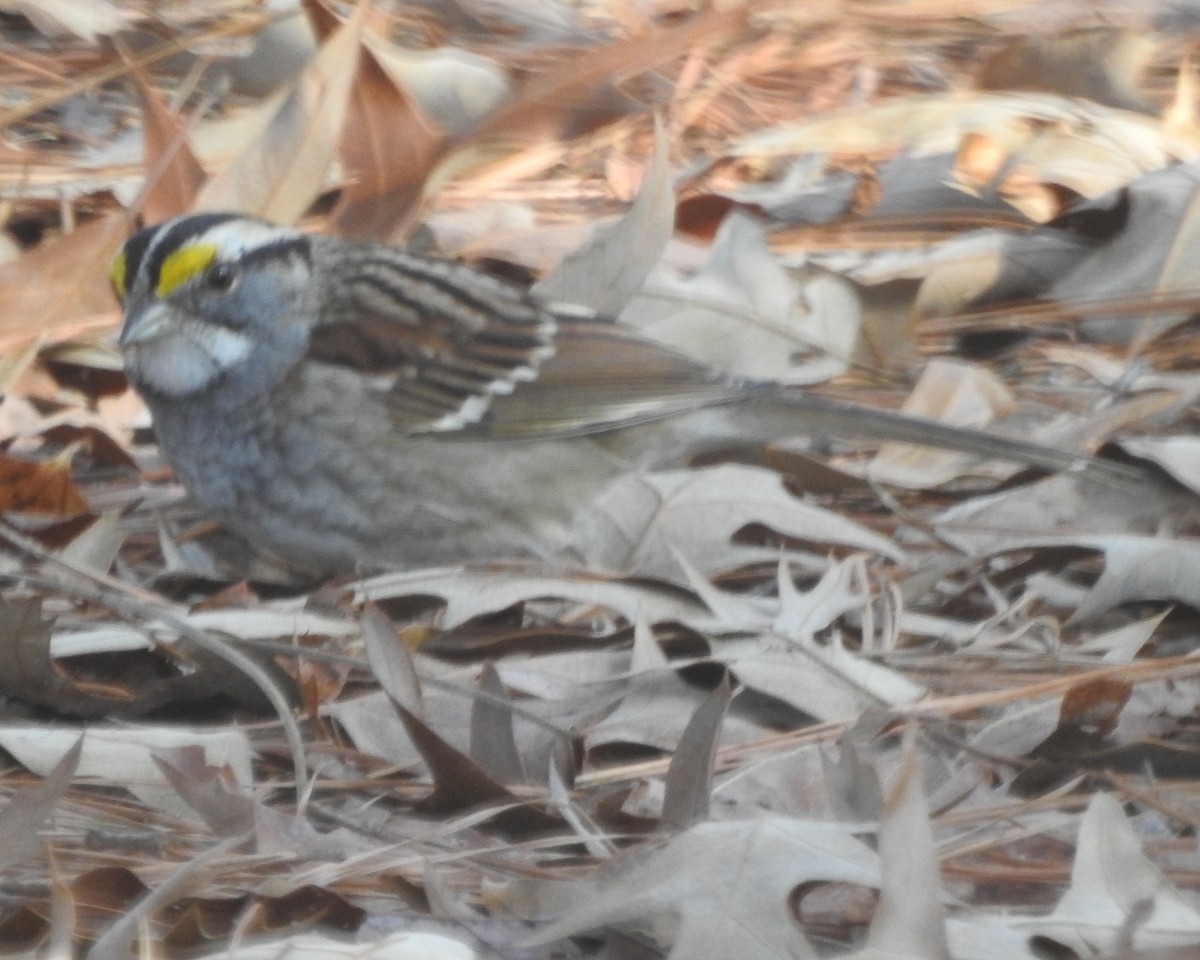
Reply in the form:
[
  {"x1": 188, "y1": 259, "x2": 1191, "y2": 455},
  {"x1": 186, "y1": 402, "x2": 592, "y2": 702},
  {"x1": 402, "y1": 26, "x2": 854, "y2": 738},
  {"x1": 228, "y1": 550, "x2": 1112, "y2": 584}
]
[
  {"x1": 437, "y1": 8, "x2": 748, "y2": 186},
  {"x1": 7, "y1": 661, "x2": 125, "y2": 713},
  {"x1": 1060, "y1": 678, "x2": 1133, "y2": 735},
  {"x1": 39, "y1": 424, "x2": 137, "y2": 471},
  {"x1": 0, "y1": 212, "x2": 128, "y2": 353},
  {"x1": 393, "y1": 700, "x2": 513, "y2": 812},
  {"x1": 0, "y1": 452, "x2": 88, "y2": 515},
  {"x1": 195, "y1": 0, "x2": 368, "y2": 222},
  {"x1": 87, "y1": 836, "x2": 247, "y2": 960},
  {"x1": 306, "y1": 0, "x2": 444, "y2": 242},
  {"x1": 393, "y1": 702, "x2": 558, "y2": 834},
  {"x1": 128, "y1": 56, "x2": 207, "y2": 222},
  {"x1": 38, "y1": 349, "x2": 129, "y2": 405},
  {"x1": 975, "y1": 27, "x2": 1153, "y2": 112},
  {"x1": 0, "y1": 597, "x2": 249, "y2": 719},
  {"x1": 154, "y1": 745, "x2": 256, "y2": 838},
  {"x1": 72, "y1": 867, "x2": 146, "y2": 918}
]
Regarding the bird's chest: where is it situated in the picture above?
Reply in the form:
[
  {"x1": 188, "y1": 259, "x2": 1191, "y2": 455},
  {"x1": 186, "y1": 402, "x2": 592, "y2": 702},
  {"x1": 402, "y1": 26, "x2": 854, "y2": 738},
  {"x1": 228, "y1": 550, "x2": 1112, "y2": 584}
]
[
  {"x1": 148, "y1": 395, "x2": 281, "y2": 512},
  {"x1": 143, "y1": 367, "x2": 649, "y2": 570}
]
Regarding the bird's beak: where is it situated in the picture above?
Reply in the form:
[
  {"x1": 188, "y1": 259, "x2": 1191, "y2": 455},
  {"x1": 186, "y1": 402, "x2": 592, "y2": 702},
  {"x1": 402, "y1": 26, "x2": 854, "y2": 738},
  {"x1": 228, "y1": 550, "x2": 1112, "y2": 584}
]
[{"x1": 118, "y1": 301, "x2": 174, "y2": 349}]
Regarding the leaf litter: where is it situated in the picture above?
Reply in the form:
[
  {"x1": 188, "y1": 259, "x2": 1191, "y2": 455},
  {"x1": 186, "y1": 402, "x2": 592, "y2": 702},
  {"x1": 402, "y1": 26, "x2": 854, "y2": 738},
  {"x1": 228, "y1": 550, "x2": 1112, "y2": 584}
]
[{"x1": 5, "y1": 1, "x2": 1200, "y2": 958}]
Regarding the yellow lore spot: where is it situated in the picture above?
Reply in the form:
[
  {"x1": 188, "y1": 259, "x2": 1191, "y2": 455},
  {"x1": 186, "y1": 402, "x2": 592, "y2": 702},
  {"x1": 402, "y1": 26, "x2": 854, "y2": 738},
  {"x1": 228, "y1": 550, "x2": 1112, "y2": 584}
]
[
  {"x1": 109, "y1": 250, "x2": 127, "y2": 300},
  {"x1": 156, "y1": 242, "x2": 218, "y2": 298}
]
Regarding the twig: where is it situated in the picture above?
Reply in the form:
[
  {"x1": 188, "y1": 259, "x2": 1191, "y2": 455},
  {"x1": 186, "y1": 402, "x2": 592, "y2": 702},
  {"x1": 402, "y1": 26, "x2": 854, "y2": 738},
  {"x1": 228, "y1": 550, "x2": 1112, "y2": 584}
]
[{"x1": 0, "y1": 521, "x2": 308, "y2": 790}]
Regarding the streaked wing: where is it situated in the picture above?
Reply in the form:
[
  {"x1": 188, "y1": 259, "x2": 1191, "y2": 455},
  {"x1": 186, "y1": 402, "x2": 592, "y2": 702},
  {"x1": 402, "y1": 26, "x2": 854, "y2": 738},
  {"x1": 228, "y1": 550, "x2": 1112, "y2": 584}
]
[
  {"x1": 307, "y1": 243, "x2": 557, "y2": 432},
  {"x1": 305, "y1": 241, "x2": 746, "y2": 439},
  {"x1": 483, "y1": 311, "x2": 748, "y2": 438}
]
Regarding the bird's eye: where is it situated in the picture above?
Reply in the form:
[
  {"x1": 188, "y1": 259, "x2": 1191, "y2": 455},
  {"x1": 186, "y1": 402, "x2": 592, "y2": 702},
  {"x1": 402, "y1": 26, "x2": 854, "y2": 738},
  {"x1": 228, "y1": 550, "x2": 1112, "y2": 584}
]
[{"x1": 204, "y1": 262, "x2": 237, "y2": 292}]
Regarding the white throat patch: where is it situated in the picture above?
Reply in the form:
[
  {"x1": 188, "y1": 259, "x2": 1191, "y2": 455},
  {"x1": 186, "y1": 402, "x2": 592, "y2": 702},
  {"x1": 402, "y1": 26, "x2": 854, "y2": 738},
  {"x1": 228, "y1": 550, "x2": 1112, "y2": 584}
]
[{"x1": 124, "y1": 305, "x2": 253, "y2": 398}]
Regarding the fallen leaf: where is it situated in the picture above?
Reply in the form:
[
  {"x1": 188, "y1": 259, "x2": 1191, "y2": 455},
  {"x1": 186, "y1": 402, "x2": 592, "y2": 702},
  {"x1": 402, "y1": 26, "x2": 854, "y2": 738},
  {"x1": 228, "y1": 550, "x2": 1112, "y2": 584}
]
[
  {"x1": 0, "y1": 452, "x2": 88, "y2": 515},
  {"x1": 1059, "y1": 678, "x2": 1133, "y2": 735},
  {"x1": 577, "y1": 463, "x2": 903, "y2": 577},
  {"x1": 189, "y1": 931, "x2": 477, "y2": 960},
  {"x1": 974, "y1": 27, "x2": 1153, "y2": 112},
  {"x1": 355, "y1": 567, "x2": 713, "y2": 630},
  {"x1": 535, "y1": 117, "x2": 674, "y2": 318},
  {"x1": 435, "y1": 8, "x2": 748, "y2": 187},
  {"x1": 129, "y1": 58, "x2": 207, "y2": 221},
  {"x1": 623, "y1": 211, "x2": 862, "y2": 385},
  {"x1": 0, "y1": 723, "x2": 253, "y2": 820},
  {"x1": 195, "y1": 0, "x2": 367, "y2": 222},
  {"x1": 313, "y1": 0, "x2": 444, "y2": 242},
  {"x1": 0, "y1": 212, "x2": 128, "y2": 354},
  {"x1": 869, "y1": 359, "x2": 1017, "y2": 487},
  {"x1": 661, "y1": 673, "x2": 730, "y2": 830},
  {"x1": 0, "y1": 736, "x2": 81, "y2": 870},
  {"x1": 470, "y1": 661, "x2": 525, "y2": 785},
  {"x1": 0, "y1": 0, "x2": 129, "y2": 41},
  {"x1": 392, "y1": 702, "x2": 558, "y2": 834},
  {"x1": 521, "y1": 817, "x2": 880, "y2": 959},
  {"x1": 856, "y1": 731, "x2": 950, "y2": 960},
  {"x1": 1016, "y1": 792, "x2": 1200, "y2": 954}
]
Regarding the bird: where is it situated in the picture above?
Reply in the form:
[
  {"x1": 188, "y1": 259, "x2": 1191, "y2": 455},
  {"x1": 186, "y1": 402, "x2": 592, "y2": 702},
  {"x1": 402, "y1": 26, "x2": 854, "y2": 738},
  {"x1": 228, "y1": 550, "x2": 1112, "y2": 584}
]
[{"x1": 112, "y1": 212, "x2": 1134, "y2": 575}]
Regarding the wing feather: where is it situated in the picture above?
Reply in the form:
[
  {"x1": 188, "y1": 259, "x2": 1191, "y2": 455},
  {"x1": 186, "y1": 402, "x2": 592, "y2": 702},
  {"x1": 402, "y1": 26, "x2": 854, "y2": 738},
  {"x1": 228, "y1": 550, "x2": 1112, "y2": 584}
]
[
  {"x1": 305, "y1": 242, "x2": 747, "y2": 438},
  {"x1": 483, "y1": 315, "x2": 748, "y2": 438}
]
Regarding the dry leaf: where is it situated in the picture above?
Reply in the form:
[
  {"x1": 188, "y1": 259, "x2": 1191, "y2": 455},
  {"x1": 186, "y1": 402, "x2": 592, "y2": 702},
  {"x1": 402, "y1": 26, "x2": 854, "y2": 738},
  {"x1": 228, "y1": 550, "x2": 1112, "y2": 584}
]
[
  {"x1": 585, "y1": 671, "x2": 763, "y2": 757},
  {"x1": 521, "y1": 817, "x2": 879, "y2": 959},
  {"x1": 1059, "y1": 677, "x2": 1133, "y2": 735},
  {"x1": 660, "y1": 674, "x2": 730, "y2": 829},
  {"x1": 392, "y1": 702, "x2": 558, "y2": 833},
  {"x1": 731, "y1": 91, "x2": 1197, "y2": 170},
  {"x1": 719, "y1": 632, "x2": 926, "y2": 723},
  {"x1": 974, "y1": 27, "x2": 1153, "y2": 112},
  {"x1": 623, "y1": 211, "x2": 862, "y2": 384},
  {"x1": 190, "y1": 931, "x2": 477, "y2": 960},
  {"x1": 0, "y1": 724, "x2": 253, "y2": 819},
  {"x1": 0, "y1": 212, "x2": 128, "y2": 353},
  {"x1": 0, "y1": 452, "x2": 88, "y2": 515},
  {"x1": 869, "y1": 359, "x2": 1017, "y2": 487},
  {"x1": 355, "y1": 567, "x2": 712, "y2": 630},
  {"x1": 470, "y1": 662, "x2": 525, "y2": 784},
  {"x1": 129, "y1": 59, "x2": 207, "y2": 222},
  {"x1": 0, "y1": 736, "x2": 81, "y2": 870},
  {"x1": 361, "y1": 603, "x2": 424, "y2": 715},
  {"x1": 1017, "y1": 793, "x2": 1200, "y2": 954},
  {"x1": 535, "y1": 117, "x2": 674, "y2": 317},
  {"x1": 578, "y1": 463, "x2": 903, "y2": 577},
  {"x1": 435, "y1": 7, "x2": 747, "y2": 188},
  {"x1": 312, "y1": 0, "x2": 445, "y2": 242},
  {"x1": 376, "y1": 44, "x2": 510, "y2": 134},
  {"x1": 0, "y1": 0, "x2": 129, "y2": 41},
  {"x1": 856, "y1": 731, "x2": 950, "y2": 960},
  {"x1": 195, "y1": 1, "x2": 367, "y2": 222}
]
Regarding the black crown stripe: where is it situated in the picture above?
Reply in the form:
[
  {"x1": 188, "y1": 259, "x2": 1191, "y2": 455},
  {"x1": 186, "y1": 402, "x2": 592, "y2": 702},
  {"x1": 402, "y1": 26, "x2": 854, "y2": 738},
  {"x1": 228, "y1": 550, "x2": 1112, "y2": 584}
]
[{"x1": 134, "y1": 212, "x2": 247, "y2": 297}]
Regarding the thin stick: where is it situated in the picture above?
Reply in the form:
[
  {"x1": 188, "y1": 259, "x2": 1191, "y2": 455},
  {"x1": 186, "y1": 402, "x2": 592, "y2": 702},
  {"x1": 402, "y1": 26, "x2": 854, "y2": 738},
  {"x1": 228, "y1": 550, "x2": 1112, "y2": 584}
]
[{"x1": 0, "y1": 521, "x2": 308, "y2": 790}]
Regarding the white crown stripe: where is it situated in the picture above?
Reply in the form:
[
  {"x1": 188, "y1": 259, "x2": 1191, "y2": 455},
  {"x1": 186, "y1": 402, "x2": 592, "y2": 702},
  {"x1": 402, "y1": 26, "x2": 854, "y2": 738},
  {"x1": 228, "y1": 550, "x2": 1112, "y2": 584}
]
[
  {"x1": 192, "y1": 221, "x2": 304, "y2": 259},
  {"x1": 144, "y1": 219, "x2": 299, "y2": 262}
]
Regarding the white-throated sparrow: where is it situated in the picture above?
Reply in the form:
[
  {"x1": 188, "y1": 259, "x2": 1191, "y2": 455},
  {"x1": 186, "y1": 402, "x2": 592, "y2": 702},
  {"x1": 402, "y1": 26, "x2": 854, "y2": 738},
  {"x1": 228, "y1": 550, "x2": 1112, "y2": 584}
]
[{"x1": 113, "y1": 213, "x2": 1128, "y2": 573}]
